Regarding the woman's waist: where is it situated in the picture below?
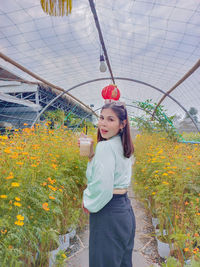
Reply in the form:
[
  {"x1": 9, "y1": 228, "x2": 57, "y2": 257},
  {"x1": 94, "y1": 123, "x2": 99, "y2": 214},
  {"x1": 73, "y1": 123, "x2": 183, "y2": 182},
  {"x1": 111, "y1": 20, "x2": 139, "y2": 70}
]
[{"x1": 113, "y1": 188, "x2": 128, "y2": 194}]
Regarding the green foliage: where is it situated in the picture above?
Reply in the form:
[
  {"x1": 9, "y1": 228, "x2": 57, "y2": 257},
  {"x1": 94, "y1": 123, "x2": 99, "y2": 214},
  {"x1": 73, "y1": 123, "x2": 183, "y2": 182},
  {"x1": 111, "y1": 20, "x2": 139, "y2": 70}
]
[
  {"x1": 0, "y1": 126, "x2": 90, "y2": 266},
  {"x1": 43, "y1": 109, "x2": 65, "y2": 128},
  {"x1": 161, "y1": 256, "x2": 181, "y2": 267},
  {"x1": 130, "y1": 99, "x2": 179, "y2": 141},
  {"x1": 133, "y1": 133, "x2": 200, "y2": 264}
]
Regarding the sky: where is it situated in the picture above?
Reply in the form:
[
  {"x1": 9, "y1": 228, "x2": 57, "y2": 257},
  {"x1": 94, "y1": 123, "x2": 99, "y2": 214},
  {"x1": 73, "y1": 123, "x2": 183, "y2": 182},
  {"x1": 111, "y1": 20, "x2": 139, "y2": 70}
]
[{"x1": 0, "y1": 0, "x2": 200, "y2": 120}]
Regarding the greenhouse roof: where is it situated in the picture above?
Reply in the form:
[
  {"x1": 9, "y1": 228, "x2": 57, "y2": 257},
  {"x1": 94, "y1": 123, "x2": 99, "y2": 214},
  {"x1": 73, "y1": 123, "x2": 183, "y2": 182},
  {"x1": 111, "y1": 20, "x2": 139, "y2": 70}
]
[{"x1": 0, "y1": 0, "x2": 200, "y2": 120}]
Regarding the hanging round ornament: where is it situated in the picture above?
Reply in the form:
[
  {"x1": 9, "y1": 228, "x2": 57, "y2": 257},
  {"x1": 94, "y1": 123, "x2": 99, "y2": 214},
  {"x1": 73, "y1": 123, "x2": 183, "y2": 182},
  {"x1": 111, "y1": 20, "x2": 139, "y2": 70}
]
[{"x1": 101, "y1": 84, "x2": 120, "y2": 103}]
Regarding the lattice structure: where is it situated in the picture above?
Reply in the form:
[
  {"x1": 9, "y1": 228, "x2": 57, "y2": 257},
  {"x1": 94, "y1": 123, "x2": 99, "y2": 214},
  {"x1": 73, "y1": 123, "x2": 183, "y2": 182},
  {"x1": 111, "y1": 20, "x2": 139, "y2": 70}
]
[{"x1": 0, "y1": 0, "x2": 199, "y2": 132}]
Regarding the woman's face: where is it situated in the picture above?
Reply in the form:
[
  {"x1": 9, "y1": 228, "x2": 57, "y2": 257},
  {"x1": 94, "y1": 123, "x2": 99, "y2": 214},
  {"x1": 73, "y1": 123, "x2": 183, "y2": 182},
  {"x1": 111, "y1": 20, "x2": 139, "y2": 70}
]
[{"x1": 98, "y1": 108, "x2": 123, "y2": 140}]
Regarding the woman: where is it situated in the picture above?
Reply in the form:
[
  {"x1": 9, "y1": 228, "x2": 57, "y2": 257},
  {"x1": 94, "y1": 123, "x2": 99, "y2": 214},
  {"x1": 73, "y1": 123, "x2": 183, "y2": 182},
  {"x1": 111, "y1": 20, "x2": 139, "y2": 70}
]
[{"x1": 80, "y1": 101, "x2": 136, "y2": 267}]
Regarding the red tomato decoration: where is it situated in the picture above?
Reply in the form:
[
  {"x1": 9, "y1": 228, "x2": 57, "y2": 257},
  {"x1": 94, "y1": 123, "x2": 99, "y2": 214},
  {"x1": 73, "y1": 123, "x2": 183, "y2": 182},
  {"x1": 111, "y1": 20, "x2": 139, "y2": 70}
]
[{"x1": 101, "y1": 84, "x2": 120, "y2": 100}]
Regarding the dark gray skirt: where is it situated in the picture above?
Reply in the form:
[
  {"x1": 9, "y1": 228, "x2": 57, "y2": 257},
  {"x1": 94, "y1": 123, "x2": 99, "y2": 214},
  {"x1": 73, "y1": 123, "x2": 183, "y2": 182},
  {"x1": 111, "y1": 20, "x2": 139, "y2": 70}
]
[{"x1": 89, "y1": 192, "x2": 136, "y2": 267}]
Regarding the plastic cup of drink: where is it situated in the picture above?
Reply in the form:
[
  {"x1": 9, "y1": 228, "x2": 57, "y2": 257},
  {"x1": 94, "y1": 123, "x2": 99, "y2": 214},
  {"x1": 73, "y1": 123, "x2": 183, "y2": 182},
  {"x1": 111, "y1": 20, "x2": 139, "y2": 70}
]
[{"x1": 79, "y1": 137, "x2": 91, "y2": 157}]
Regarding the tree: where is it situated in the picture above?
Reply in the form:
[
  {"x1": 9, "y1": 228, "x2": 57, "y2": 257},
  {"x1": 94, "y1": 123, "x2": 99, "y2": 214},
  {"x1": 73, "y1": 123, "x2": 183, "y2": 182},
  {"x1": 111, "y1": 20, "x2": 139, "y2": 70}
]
[{"x1": 185, "y1": 107, "x2": 198, "y2": 122}]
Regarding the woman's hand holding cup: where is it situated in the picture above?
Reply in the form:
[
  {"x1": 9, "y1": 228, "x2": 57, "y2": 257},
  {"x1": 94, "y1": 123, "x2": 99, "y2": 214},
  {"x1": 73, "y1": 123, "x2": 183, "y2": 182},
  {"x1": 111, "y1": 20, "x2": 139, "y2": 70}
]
[{"x1": 78, "y1": 133, "x2": 94, "y2": 160}]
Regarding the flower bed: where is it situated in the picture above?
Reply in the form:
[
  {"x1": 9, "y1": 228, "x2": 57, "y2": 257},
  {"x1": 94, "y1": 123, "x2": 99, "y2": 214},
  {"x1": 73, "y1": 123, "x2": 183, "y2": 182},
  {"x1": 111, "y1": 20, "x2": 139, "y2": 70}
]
[
  {"x1": 0, "y1": 125, "x2": 94, "y2": 266},
  {"x1": 133, "y1": 132, "x2": 200, "y2": 265}
]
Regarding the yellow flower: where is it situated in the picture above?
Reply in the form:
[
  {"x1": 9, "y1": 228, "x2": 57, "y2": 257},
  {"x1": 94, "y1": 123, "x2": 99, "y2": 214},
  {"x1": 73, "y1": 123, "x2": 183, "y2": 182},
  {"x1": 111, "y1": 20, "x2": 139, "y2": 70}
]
[
  {"x1": 4, "y1": 148, "x2": 11, "y2": 153},
  {"x1": 16, "y1": 162, "x2": 23, "y2": 165},
  {"x1": 15, "y1": 220, "x2": 24, "y2": 226},
  {"x1": 152, "y1": 192, "x2": 156, "y2": 195},
  {"x1": 15, "y1": 197, "x2": 21, "y2": 201},
  {"x1": 62, "y1": 253, "x2": 67, "y2": 258},
  {"x1": 162, "y1": 173, "x2": 168, "y2": 176},
  {"x1": 162, "y1": 181, "x2": 169, "y2": 185},
  {"x1": 42, "y1": 202, "x2": 50, "y2": 211},
  {"x1": 11, "y1": 182, "x2": 20, "y2": 187},
  {"x1": 16, "y1": 215, "x2": 24, "y2": 221},
  {"x1": 14, "y1": 202, "x2": 22, "y2": 207},
  {"x1": 0, "y1": 195, "x2": 7, "y2": 199},
  {"x1": 30, "y1": 156, "x2": 37, "y2": 160},
  {"x1": 184, "y1": 248, "x2": 189, "y2": 252},
  {"x1": 0, "y1": 135, "x2": 8, "y2": 140}
]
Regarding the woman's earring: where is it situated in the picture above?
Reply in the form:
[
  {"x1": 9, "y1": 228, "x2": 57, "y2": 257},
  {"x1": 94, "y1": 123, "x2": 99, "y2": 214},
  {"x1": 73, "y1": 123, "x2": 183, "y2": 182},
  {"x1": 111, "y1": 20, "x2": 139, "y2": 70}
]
[{"x1": 120, "y1": 128, "x2": 124, "y2": 134}]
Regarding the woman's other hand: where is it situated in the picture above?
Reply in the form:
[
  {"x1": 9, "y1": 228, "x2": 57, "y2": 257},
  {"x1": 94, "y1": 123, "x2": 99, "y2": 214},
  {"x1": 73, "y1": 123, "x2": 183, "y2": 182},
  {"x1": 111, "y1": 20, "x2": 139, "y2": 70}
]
[{"x1": 82, "y1": 200, "x2": 90, "y2": 214}]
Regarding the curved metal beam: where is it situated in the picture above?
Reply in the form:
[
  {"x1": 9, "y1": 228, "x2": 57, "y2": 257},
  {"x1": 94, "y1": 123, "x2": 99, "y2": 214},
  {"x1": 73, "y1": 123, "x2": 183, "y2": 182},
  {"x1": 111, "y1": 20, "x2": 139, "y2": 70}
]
[
  {"x1": 1, "y1": 52, "x2": 198, "y2": 132},
  {"x1": 152, "y1": 58, "x2": 200, "y2": 118},
  {"x1": 31, "y1": 77, "x2": 200, "y2": 132}
]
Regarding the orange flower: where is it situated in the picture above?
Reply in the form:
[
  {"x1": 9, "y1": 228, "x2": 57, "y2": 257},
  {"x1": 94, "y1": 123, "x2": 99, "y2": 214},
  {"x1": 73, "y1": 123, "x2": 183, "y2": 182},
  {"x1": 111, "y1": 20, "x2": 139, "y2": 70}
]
[
  {"x1": 193, "y1": 248, "x2": 199, "y2": 254},
  {"x1": 52, "y1": 164, "x2": 57, "y2": 169},
  {"x1": 42, "y1": 202, "x2": 50, "y2": 211},
  {"x1": 184, "y1": 248, "x2": 189, "y2": 252},
  {"x1": 194, "y1": 233, "x2": 199, "y2": 237},
  {"x1": 31, "y1": 164, "x2": 37, "y2": 167},
  {"x1": 184, "y1": 201, "x2": 189, "y2": 205},
  {"x1": 14, "y1": 202, "x2": 22, "y2": 207},
  {"x1": 49, "y1": 196, "x2": 55, "y2": 200},
  {"x1": 15, "y1": 220, "x2": 24, "y2": 226},
  {"x1": 48, "y1": 185, "x2": 57, "y2": 191},
  {"x1": 168, "y1": 171, "x2": 175, "y2": 174}
]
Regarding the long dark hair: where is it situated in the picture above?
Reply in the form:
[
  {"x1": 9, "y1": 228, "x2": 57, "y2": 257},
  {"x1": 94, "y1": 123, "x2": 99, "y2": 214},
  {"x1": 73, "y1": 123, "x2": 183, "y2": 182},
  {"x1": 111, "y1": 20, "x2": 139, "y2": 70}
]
[{"x1": 97, "y1": 102, "x2": 134, "y2": 158}]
